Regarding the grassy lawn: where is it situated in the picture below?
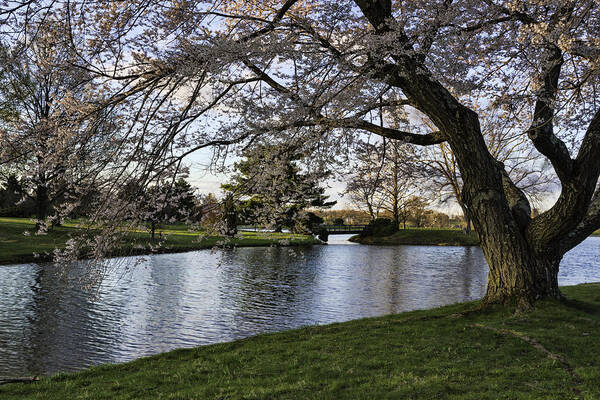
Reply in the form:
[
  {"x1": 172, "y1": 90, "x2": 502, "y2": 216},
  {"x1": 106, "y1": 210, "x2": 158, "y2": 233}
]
[
  {"x1": 0, "y1": 217, "x2": 320, "y2": 265},
  {"x1": 350, "y1": 227, "x2": 480, "y2": 246},
  {"x1": 1, "y1": 283, "x2": 599, "y2": 399}
]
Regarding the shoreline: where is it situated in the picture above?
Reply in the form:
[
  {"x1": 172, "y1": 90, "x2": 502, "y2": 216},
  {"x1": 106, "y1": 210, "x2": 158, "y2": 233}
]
[
  {"x1": 0, "y1": 237, "x2": 323, "y2": 267},
  {"x1": 0, "y1": 217, "x2": 322, "y2": 266},
  {"x1": 349, "y1": 228, "x2": 480, "y2": 246},
  {"x1": 1, "y1": 282, "x2": 598, "y2": 399}
]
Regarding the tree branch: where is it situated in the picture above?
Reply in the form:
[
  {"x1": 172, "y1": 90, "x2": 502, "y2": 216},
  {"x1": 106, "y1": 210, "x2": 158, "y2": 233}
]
[
  {"x1": 526, "y1": 45, "x2": 573, "y2": 183},
  {"x1": 528, "y1": 107, "x2": 600, "y2": 253},
  {"x1": 573, "y1": 106, "x2": 600, "y2": 180},
  {"x1": 559, "y1": 187, "x2": 600, "y2": 254},
  {"x1": 353, "y1": 0, "x2": 394, "y2": 34},
  {"x1": 244, "y1": 59, "x2": 444, "y2": 146},
  {"x1": 242, "y1": 0, "x2": 300, "y2": 42},
  {"x1": 483, "y1": 0, "x2": 537, "y2": 25},
  {"x1": 317, "y1": 117, "x2": 445, "y2": 145},
  {"x1": 418, "y1": 0, "x2": 454, "y2": 62}
]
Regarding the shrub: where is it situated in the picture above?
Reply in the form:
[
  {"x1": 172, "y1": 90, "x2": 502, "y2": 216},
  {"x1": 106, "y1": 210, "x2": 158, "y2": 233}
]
[{"x1": 363, "y1": 218, "x2": 398, "y2": 237}]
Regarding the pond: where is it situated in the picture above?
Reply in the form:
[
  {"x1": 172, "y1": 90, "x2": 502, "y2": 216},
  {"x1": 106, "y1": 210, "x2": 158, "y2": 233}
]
[{"x1": 1, "y1": 235, "x2": 599, "y2": 376}]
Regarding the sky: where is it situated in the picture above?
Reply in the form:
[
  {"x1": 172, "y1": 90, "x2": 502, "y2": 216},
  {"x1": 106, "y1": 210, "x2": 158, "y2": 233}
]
[
  {"x1": 186, "y1": 146, "x2": 559, "y2": 217},
  {"x1": 186, "y1": 149, "x2": 352, "y2": 210},
  {"x1": 184, "y1": 147, "x2": 474, "y2": 215}
]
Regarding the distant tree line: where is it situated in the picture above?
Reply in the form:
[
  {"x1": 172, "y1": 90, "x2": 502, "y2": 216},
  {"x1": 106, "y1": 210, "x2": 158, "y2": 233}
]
[{"x1": 314, "y1": 209, "x2": 461, "y2": 230}]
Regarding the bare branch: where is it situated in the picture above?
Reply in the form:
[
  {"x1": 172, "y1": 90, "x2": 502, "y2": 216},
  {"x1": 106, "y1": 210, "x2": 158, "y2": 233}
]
[{"x1": 526, "y1": 51, "x2": 573, "y2": 183}]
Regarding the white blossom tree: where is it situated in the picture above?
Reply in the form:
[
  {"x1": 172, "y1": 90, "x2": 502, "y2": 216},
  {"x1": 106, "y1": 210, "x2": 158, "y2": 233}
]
[
  {"x1": 0, "y1": 17, "x2": 122, "y2": 229},
  {"x1": 4, "y1": 0, "x2": 600, "y2": 307}
]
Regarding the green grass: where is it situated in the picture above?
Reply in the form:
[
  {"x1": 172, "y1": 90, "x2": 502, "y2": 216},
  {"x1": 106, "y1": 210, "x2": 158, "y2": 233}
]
[
  {"x1": 350, "y1": 227, "x2": 480, "y2": 246},
  {"x1": 0, "y1": 217, "x2": 320, "y2": 265},
  {"x1": 2, "y1": 283, "x2": 599, "y2": 399}
]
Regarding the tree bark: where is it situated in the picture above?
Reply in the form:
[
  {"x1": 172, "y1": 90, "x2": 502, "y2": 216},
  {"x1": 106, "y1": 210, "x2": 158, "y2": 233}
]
[
  {"x1": 465, "y1": 213, "x2": 471, "y2": 233},
  {"x1": 367, "y1": 201, "x2": 375, "y2": 222},
  {"x1": 452, "y1": 120, "x2": 561, "y2": 306},
  {"x1": 480, "y1": 227, "x2": 561, "y2": 306}
]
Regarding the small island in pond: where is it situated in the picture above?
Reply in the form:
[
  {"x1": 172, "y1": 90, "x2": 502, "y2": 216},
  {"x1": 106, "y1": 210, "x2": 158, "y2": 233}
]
[{"x1": 350, "y1": 228, "x2": 480, "y2": 246}]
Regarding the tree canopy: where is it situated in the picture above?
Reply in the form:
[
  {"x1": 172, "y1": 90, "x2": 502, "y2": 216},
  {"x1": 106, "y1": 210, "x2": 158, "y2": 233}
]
[{"x1": 1, "y1": 0, "x2": 600, "y2": 305}]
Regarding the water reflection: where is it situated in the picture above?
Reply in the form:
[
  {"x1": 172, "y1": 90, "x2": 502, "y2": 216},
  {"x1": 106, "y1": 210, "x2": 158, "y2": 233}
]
[{"x1": 1, "y1": 236, "x2": 599, "y2": 376}]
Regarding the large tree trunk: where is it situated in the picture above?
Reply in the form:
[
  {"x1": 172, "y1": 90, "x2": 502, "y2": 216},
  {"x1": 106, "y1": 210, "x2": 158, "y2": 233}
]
[
  {"x1": 480, "y1": 228, "x2": 561, "y2": 306},
  {"x1": 354, "y1": 0, "x2": 594, "y2": 308},
  {"x1": 444, "y1": 109, "x2": 562, "y2": 307},
  {"x1": 452, "y1": 117, "x2": 561, "y2": 306}
]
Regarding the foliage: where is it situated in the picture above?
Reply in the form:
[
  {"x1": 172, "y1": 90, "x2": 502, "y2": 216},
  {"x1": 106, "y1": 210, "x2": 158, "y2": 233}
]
[
  {"x1": 134, "y1": 177, "x2": 199, "y2": 238},
  {"x1": 222, "y1": 193, "x2": 238, "y2": 236},
  {"x1": 222, "y1": 144, "x2": 335, "y2": 231},
  {"x1": 198, "y1": 193, "x2": 223, "y2": 233},
  {"x1": 0, "y1": 19, "x2": 120, "y2": 226},
  {"x1": 363, "y1": 218, "x2": 398, "y2": 237},
  {"x1": 291, "y1": 211, "x2": 324, "y2": 234},
  {"x1": 0, "y1": 173, "x2": 33, "y2": 217}
]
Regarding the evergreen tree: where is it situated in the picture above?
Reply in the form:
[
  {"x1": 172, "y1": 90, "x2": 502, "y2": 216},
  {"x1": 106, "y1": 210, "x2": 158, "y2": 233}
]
[{"x1": 222, "y1": 144, "x2": 335, "y2": 232}]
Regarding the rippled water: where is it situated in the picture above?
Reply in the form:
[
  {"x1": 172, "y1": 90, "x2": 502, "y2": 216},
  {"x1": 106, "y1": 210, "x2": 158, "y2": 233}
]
[{"x1": 1, "y1": 235, "x2": 599, "y2": 376}]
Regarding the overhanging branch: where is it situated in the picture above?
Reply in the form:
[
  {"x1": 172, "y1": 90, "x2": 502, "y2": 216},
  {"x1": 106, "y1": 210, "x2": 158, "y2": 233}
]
[
  {"x1": 244, "y1": 59, "x2": 444, "y2": 146},
  {"x1": 318, "y1": 117, "x2": 445, "y2": 145}
]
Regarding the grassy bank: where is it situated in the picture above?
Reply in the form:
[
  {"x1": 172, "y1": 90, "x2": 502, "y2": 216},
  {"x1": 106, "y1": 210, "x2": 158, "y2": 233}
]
[
  {"x1": 0, "y1": 217, "x2": 320, "y2": 265},
  {"x1": 350, "y1": 228, "x2": 480, "y2": 246},
  {"x1": 2, "y1": 283, "x2": 599, "y2": 399}
]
